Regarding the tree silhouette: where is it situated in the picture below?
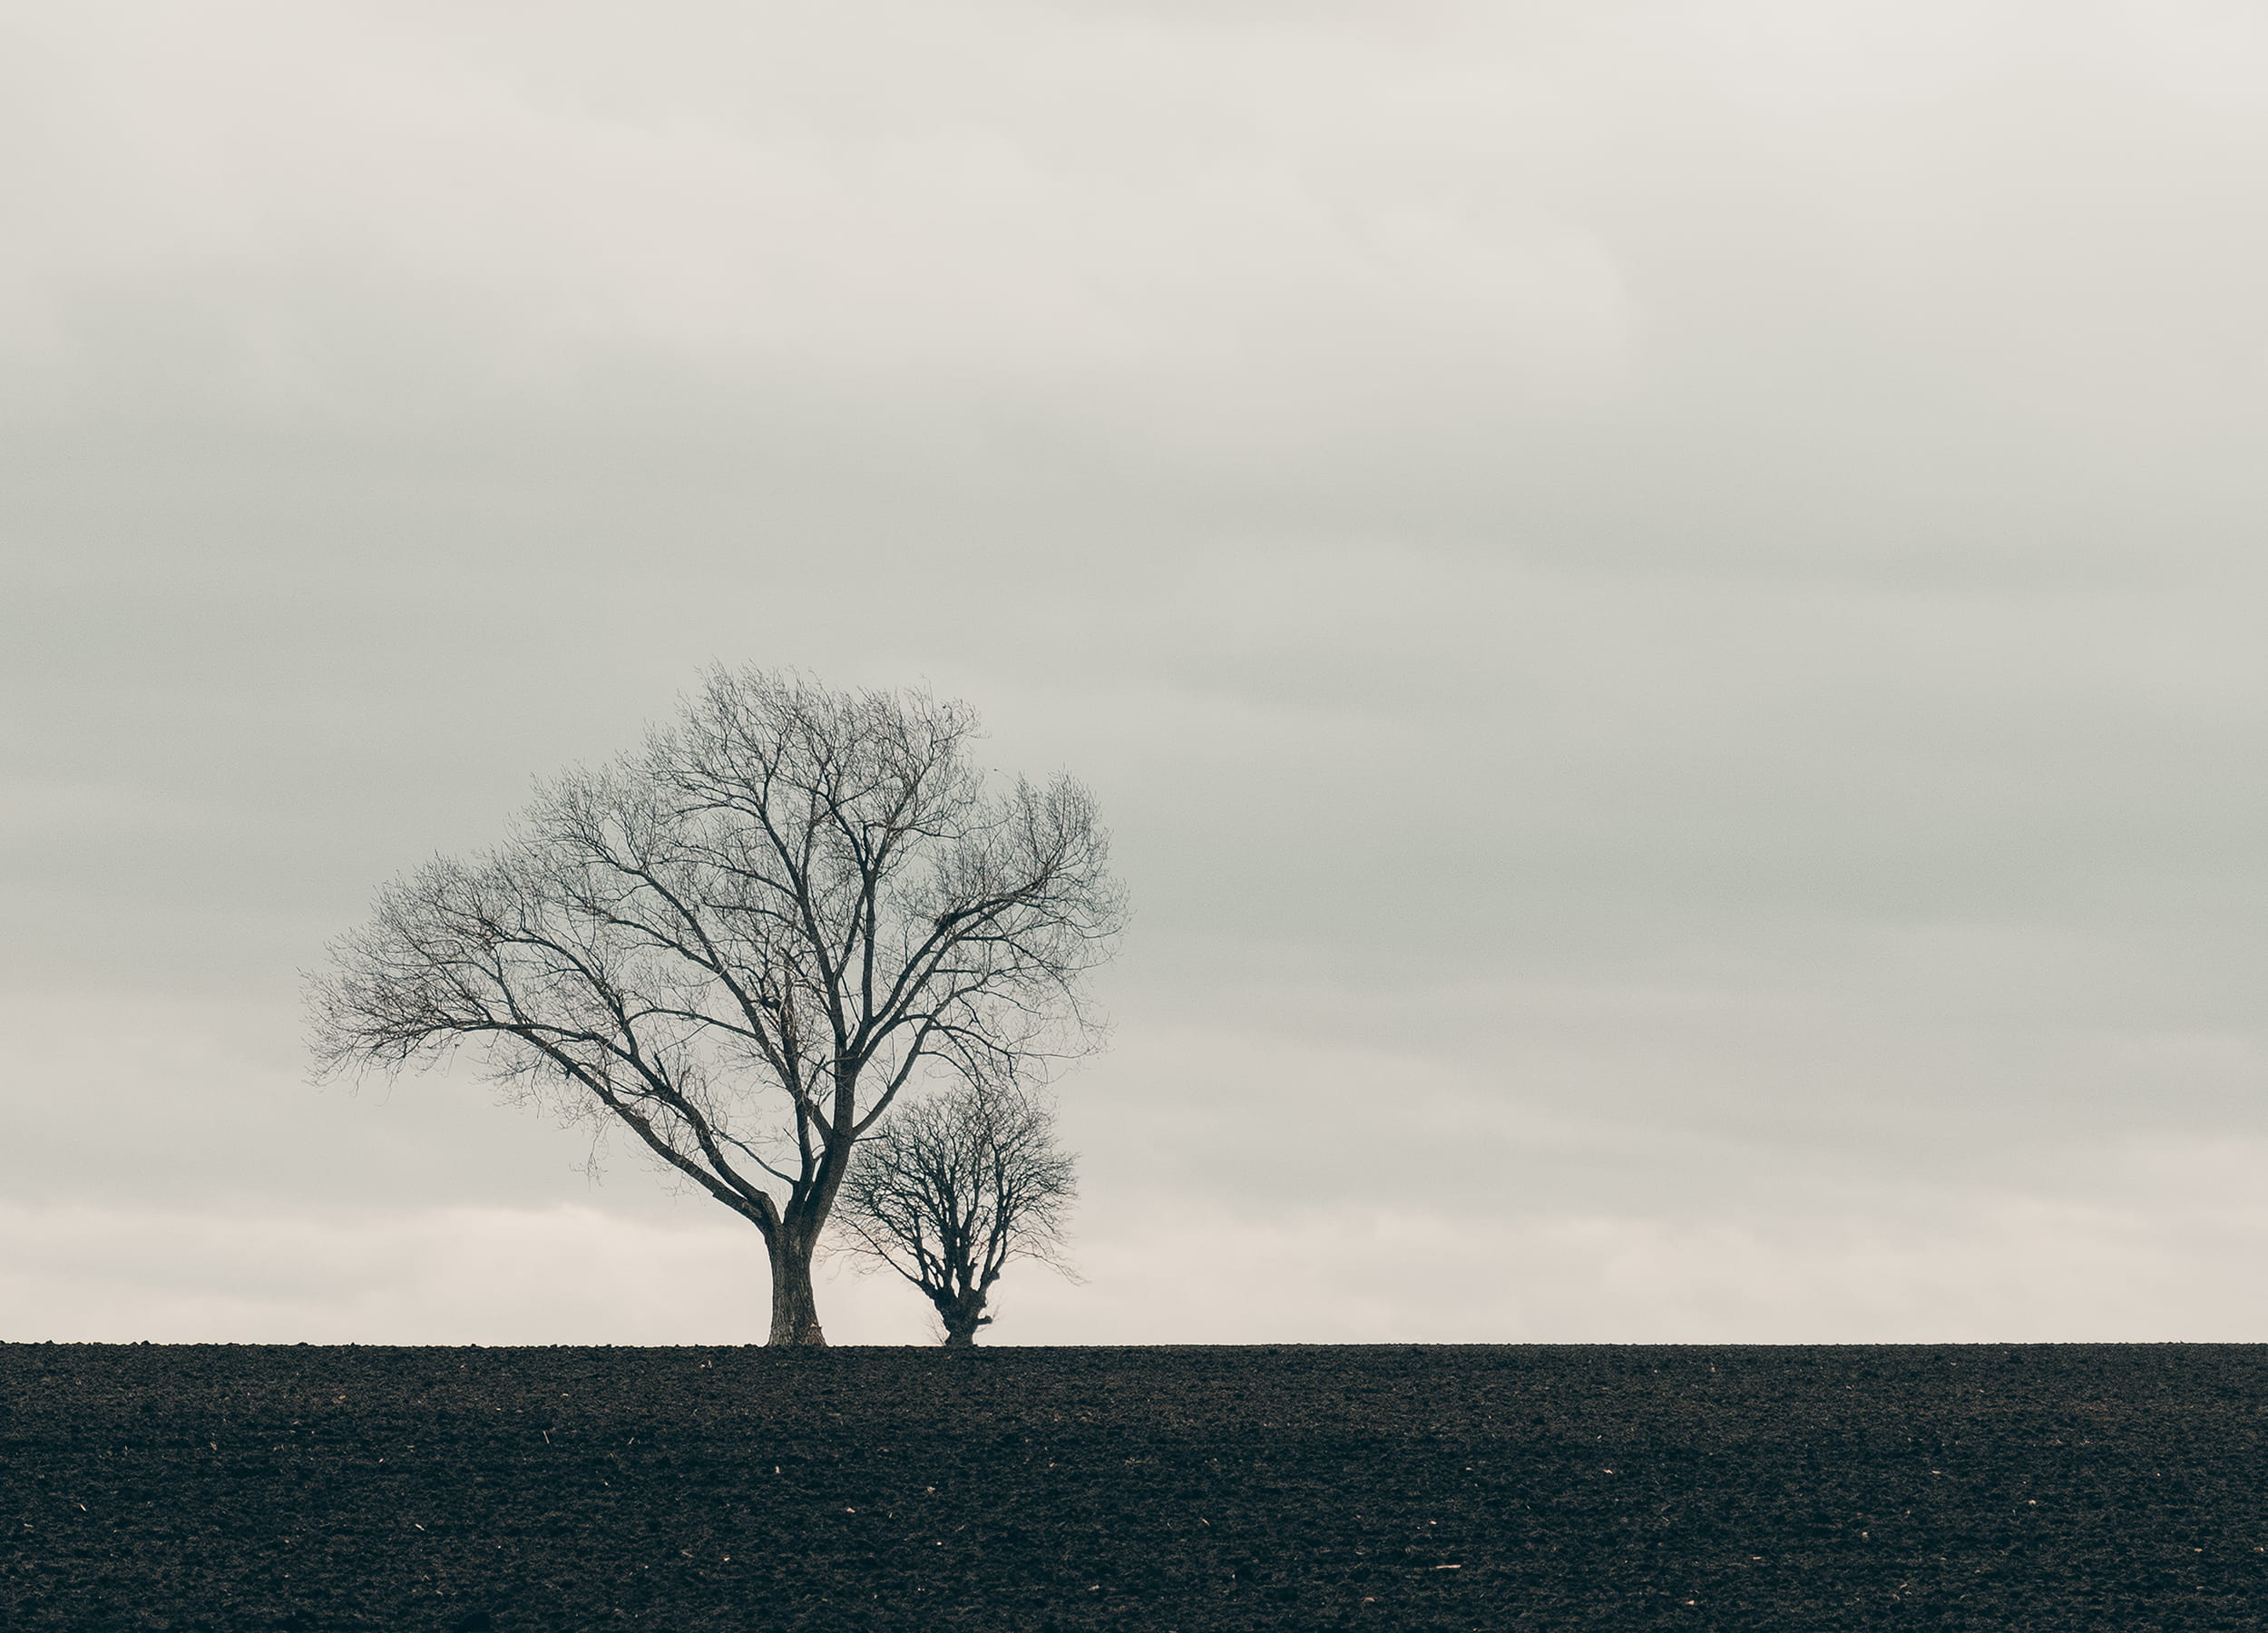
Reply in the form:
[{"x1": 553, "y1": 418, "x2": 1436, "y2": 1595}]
[
  {"x1": 309, "y1": 666, "x2": 1123, "y2": 1345},
  {"x1": 835, "y1": 1084, "x2": 1078, "y2": 1345}
]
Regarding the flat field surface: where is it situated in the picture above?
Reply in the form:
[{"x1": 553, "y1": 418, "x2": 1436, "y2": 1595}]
[{"x1": 5, "y1": 1343, "x2": 2266, "y2": 1630}]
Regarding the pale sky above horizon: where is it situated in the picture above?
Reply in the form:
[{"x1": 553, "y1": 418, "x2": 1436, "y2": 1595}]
[{"x1": 9, "y1": 0, "x2": 2268, "y2": 1344}]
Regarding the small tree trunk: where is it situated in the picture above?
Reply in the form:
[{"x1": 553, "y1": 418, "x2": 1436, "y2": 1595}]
[{"x1": 767, "y1": 1236, "x2": 826, "y2": 1347}]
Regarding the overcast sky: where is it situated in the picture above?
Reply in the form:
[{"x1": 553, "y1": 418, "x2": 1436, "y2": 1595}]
[{"x1": 8, "y1": 0, "x2": 2268, "y2": 1344}]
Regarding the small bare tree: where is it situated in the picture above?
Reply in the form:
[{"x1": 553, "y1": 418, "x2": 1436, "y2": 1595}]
[
  {"x1": 834, "y1": 1084, "x2": 1078, "y2": 1345},
  {"x1": 308, "y1": 666, "x2": 1124, "y2": 1345}
]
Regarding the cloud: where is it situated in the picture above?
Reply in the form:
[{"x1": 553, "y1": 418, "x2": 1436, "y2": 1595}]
[
  {"x1": 0, "y1": 1201, "x2": 846, "y2": 1345},
  {"x1": 15, "y1": 1172, "x2": 2268, "y2": 1345},
  {"x1": 7, "y1": 0, "x2": 2268, "y2": 1341},
  {"x1": 0, "y1": 0, "x2": 1639, "y2": 466}
]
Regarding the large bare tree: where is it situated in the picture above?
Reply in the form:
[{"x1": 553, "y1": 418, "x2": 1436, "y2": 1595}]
[
  {"x1": 834, "y1": 1084, "x2": 1078, "y2": 1345},
  {"x1": 308, "y1": 667, "x2": 1125, "y2": 1345}
]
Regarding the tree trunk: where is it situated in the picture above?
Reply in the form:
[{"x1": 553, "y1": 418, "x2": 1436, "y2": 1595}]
[
  {"x1": 937, "y1": 1291, "x2": 991, "y2": 1348},
  {"x1": 767, "y1": 1236, "x2": 826, "y2": 1347}
]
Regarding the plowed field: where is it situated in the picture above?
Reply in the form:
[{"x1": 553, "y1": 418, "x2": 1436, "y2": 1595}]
[{"x1": 5, "y1": 1344, "x2": 2265, "y2": 1629}]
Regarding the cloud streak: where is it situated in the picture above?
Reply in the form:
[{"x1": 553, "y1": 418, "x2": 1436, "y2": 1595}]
[{"x1": 6, "y1": 0, "x2": 2268, "y2": 1340}]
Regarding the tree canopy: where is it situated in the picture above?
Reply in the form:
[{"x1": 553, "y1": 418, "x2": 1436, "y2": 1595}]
[
  {"x1": 309, "y1": 666, "x2": 1125, "y2": 1343},
  {"x1": 836, "y1": 1083, "x2": 1079, "y2": 1345}
]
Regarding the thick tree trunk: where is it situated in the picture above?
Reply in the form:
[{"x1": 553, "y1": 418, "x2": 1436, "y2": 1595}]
[
  {"x1": 767, "y1": 1237, "x2": 826, "y2": 1347},
  {"x1": 937, "y1": 1290, "x2": 991, "y2": 1348}
]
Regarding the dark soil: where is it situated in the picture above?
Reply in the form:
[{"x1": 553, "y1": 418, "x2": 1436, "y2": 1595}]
[{"x1": 5, "y1": 1343, "x2": 2265, "y2": 1629}]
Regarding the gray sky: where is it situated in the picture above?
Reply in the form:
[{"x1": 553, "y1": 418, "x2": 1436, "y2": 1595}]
[{"x1": 8, "y1": 0, "x2": 2268, "y2": 1343}]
